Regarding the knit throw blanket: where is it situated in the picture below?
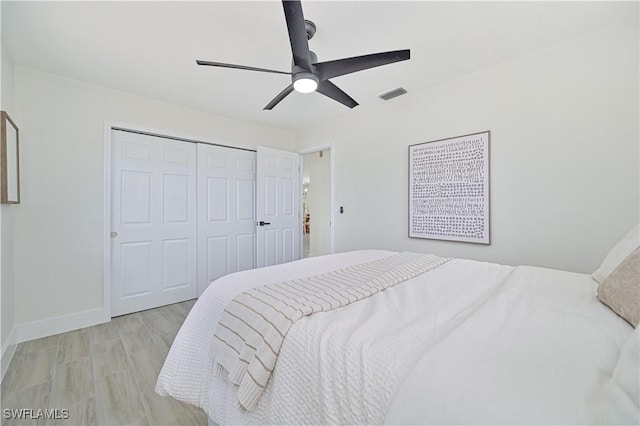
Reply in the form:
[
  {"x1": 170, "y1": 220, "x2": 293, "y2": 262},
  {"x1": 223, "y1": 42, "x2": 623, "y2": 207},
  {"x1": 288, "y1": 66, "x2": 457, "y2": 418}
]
[{"x1": 211, "y1": 252, "x2": 449, "y2": 410}]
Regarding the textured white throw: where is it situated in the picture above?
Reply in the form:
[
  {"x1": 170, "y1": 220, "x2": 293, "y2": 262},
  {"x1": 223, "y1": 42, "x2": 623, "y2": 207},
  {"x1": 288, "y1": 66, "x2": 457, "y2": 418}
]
[{"x1": 212, "y1": 251, "x2": 448, "y2": 410}]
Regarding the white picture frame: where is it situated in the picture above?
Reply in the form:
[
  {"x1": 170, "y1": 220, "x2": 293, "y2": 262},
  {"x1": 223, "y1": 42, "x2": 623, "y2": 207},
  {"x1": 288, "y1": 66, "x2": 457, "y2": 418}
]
[
  {"x1": 409, "y1": 131, "x2": 490, "y2": 244},
  {"x1": 1, "y1": 111, "x2": 20, "y2": 204}
]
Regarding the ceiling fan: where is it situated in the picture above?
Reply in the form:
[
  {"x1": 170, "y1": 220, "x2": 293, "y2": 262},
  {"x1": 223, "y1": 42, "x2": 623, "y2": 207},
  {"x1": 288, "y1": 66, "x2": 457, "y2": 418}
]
[{"x1": 196, "y1": 0, "x2": 410, "y2": 110}]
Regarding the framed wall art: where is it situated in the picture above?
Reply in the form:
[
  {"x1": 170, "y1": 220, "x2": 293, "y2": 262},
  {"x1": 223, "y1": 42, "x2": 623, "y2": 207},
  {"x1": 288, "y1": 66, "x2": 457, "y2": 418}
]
[
  {"x1": 409, "y1": 131, "x2": 490, "y2": 244},
  {"x1": 1, "y1": 111, "x2": 20, "y2": 204}
]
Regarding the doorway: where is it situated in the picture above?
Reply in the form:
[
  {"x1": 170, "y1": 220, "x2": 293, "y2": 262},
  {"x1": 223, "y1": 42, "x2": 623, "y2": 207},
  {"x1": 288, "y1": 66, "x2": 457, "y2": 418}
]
[{"x1": 302, "y1": 148, "x2": 332, "y2": 258}]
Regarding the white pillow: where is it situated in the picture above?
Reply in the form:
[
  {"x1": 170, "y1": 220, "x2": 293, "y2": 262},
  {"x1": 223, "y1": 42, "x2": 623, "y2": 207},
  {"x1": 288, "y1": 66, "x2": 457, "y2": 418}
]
[{"x1": 593, "y1": 224, "x2": 639, "y2": 283}]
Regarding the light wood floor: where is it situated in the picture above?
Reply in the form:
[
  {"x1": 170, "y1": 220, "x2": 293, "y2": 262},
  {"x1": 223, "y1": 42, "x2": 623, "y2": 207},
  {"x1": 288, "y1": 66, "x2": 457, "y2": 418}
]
[{"x1": 1, "y1": 300, "x2": 208, "y2": 426}]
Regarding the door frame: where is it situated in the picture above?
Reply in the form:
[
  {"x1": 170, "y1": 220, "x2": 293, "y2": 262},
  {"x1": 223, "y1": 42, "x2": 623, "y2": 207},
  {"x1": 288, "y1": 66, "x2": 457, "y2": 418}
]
[
  {"x1": 103, "y1": 120, "x2": 256, "y2": 318},
  {"x1": 299, "y1": 143, "x2": 335, "y2": 257}
]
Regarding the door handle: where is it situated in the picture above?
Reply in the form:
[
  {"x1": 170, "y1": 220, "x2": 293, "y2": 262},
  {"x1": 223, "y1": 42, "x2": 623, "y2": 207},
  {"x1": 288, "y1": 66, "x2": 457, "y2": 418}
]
[{"x1": 258, "y1": 221, "x2": 271, "y2": 226}]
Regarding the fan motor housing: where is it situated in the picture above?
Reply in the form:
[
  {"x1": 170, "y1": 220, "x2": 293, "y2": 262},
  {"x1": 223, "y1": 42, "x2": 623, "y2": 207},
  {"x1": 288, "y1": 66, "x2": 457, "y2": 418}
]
[
  {"x1": 305, "y1": 20, "x2": 316, "y2": 40},
  {"x1": 292, "y1": 51, "x2": 318, "y2": 75}
]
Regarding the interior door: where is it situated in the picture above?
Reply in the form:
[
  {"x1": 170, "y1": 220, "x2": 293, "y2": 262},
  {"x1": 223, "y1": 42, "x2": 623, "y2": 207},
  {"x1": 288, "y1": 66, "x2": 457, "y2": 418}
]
[
  {"x1": 197, "y1": 144, "x2": 256, "y2": 295},
  {"x1": 111, "y1": 130, "x2": 197, "y2": 316},
  {"x1": 256, "y1": 146, "x2": 301, "y2": 268}
]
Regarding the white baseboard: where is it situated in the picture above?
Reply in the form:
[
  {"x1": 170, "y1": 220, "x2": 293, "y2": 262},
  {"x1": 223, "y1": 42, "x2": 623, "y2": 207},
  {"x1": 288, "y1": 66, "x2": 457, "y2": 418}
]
[
  {"x1": 16, "y1": 307, "x2": 110, "y2": 344},
  {"x1": 1, "y1": 327, "x2": 17, "y2": 382}
]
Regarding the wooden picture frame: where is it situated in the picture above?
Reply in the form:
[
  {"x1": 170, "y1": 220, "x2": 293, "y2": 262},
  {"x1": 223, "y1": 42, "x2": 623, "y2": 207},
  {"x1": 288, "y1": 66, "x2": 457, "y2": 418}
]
[
  {"x1": 1, "y1": 111, "x2": 20, "y2": 204},
  {"x1": 409, "y1": 130, "x2": 490, "y2": 244}
]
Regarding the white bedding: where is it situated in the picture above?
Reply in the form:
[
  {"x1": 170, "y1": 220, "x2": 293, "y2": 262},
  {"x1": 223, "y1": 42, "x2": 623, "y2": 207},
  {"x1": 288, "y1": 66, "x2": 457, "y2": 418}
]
[
  {"x1": 386, "y1": 265, "x2": 633, "y2": 424},
  {"x1": 156, "y1": 250, "x2": 634, "y2": 425},
  {"x1": 210, "y1": 252, "x2": 448, "y2": 411}
]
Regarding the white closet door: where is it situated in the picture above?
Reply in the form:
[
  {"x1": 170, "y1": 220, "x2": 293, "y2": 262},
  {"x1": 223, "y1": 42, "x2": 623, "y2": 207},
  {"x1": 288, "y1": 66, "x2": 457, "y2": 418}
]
[
  {"x1": 111, "y1": 130, "x2": 197, "y2": 316},
  {"x1": 197, "y1": 144, "x2": 256, "y2": 295},
  {"x1": 256, "y1": 146, "x2": 301, "y2": 268}
]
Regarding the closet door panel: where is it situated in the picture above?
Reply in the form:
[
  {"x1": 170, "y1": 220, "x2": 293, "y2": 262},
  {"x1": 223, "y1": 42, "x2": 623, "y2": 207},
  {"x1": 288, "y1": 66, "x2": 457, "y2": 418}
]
[
  {"x1": 197, "y1": 144, "x2": 256, "y2": 295},
  {"x1": 111, "y1": 131, "x2": 197, "y2": 316}
]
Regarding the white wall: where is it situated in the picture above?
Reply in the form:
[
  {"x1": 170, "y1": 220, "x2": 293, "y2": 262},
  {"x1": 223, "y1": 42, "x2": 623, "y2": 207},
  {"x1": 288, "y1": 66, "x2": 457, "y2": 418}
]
[
  {"x1": 295, "y1": 20, "x2": 639, "y2": 274},
  {"x1": 12, "y1": 67, "x2": 295, "y2": 333},
  {"x1": 1, "y1": 39, "x2": 17, "y2": 378},
  {"x1": 304, "y1": 150, "x2": 332, "y2": 256}
]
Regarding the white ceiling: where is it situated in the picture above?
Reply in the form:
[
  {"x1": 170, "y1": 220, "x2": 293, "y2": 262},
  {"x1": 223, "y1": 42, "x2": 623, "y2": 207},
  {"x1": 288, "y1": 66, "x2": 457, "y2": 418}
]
[{"x1": 1, "y1": 1, "x2": 634, "y2": 132}]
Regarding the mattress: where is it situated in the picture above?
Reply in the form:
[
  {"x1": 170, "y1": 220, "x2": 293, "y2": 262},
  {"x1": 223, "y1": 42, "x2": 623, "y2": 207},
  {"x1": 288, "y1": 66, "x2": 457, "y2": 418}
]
[{"x1": 156, "y1": 250, "x2": 634, "y2": 425}]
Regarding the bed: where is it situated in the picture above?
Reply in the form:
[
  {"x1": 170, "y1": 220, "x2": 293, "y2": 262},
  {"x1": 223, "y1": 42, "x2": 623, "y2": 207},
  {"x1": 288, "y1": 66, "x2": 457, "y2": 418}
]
[{"x1": 156, "y1": 232, "x2": 639, "y2": 425}]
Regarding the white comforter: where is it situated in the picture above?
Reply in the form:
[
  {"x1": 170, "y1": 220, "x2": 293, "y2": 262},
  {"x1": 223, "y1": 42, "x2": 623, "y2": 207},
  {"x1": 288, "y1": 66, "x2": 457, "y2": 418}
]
[
  {"x1": 156, "y1": 250, "x2": 633, "y2": 425},
  {"x1": 386, "y1": 265, "x2": 633, "y2": 424}
]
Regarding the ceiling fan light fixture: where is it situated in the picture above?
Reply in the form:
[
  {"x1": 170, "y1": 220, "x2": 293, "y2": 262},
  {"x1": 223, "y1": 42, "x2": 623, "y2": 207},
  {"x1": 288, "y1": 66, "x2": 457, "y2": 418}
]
[{"x1": 293, "y1": 73, "x2": 319, "y2": 93}]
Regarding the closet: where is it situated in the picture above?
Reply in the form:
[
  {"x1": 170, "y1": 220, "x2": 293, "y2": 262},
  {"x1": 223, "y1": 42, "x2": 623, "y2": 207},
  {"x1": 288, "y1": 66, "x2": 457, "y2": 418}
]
[{"x1": 109, "y1": 129, "x2": 300, "y2": 316}]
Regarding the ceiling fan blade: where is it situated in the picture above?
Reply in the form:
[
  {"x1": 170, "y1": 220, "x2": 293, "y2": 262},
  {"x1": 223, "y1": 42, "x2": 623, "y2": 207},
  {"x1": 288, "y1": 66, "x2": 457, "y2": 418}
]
[
  {"x1": 314, "y1": 49, "x2": 410, "y2": 81},
  {"x1": 316, "y1": 80, "x2": 359, "y2": 109},
  {"x1": 282, "y1": 0, "x2": 312, "y2": 71},
  {"x1": 196, "y1": 60, "x2": 291, "y2": 75},
  {"x1": 264, "y1": 84, "x2": 295, "y2": 110}
]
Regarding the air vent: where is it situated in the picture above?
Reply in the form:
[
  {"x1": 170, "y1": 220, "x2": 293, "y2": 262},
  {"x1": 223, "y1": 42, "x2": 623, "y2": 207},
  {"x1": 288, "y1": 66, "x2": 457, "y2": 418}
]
[{"x1": 378, "y1": 87, "x2": 407, "y2": 101}]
